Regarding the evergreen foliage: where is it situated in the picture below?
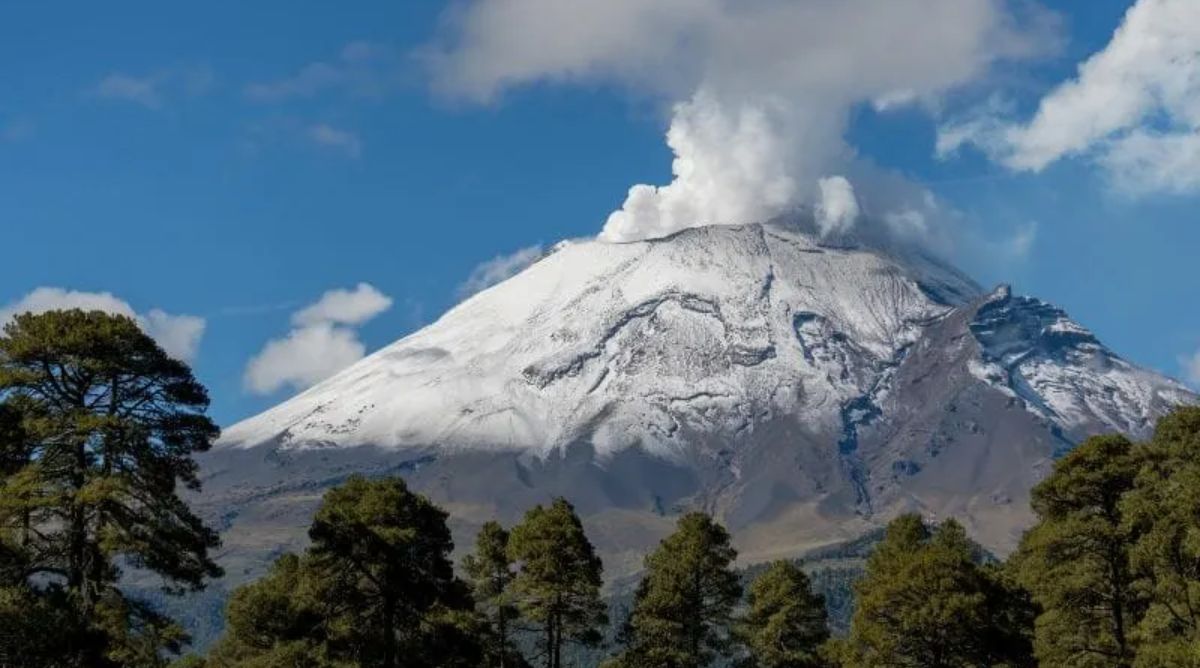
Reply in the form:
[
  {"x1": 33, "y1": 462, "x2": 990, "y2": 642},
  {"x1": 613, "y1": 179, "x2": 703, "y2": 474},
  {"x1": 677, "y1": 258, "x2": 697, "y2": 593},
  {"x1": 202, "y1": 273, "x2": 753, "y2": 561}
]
[
  {"x1": 463, "y1": 521, "x2": 528, "y2": 668},
  {"x1": 606, "y1": 512, "x2": 742, "y2": 668},
  {"x1": 206, "y1": 475, "x2": 479, "y2": 668},
  {"x1": 1122, "y1": 406, "x2": 1200, "y2": 667},
  {"x1": 0, "y1": 309, "x2": 221, "y2": 666},
  {"x1": 840, "y1": 515, "x2": 1034, "y2": 668},
  {"x1": 1014, "y1": 434, "x2": 1143, "y2": 667},
  {"x1": 736, "y1": 560, "x2": 828, "y2": 668},
  {"x1": 507, "y1": 498, "x2": 607, "y2": 668}
]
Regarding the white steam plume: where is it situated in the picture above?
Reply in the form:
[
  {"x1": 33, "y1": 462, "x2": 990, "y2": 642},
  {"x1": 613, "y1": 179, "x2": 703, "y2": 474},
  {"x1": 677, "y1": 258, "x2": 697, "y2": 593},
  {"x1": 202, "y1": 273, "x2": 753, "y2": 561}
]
[
  {"x1": 815, "y1": 176, "x2": 860, "y2": 238},
  {"x1": 429, "y1": 0, "x2": 1057, "y2": 243}
]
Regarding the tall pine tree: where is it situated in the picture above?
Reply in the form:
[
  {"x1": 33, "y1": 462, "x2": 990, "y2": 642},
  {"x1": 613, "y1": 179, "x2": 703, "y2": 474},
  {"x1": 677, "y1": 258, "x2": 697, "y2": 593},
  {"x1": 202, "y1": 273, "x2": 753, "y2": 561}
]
[
  {"x1": 608, "y1": 512, "x2": 742, "y2": 668},
  {"x1": 737, "y1": 560, "x2": 828, "y2": 668},
  {"x1": 1013, "y1": 434, "x2": 1144, "y2": 667},
  {"x1": 507, "y1": 498, "x2": 606, "y2": 668},
  {"x1": 842, "y1": 515, "x2": 1033, "y2": 668},
  {"x1": 307, "y1": 475, "x2": 479, "y2": 668},
  {"x1": 206, "y1": 475, "x2": 480, "y2": 667},
  {"x1": 1121, "y1": 407, "x2": 1200, "y2": 666},
  {"x1": 464, "y1": 521, "x2": 527, "y2": 668},
  {"x1": 0, "y1": 310, "x2": 222, "y2": 665},
  {"x1": 204, "y1": 553, "x2": 342, "y2": 667}
]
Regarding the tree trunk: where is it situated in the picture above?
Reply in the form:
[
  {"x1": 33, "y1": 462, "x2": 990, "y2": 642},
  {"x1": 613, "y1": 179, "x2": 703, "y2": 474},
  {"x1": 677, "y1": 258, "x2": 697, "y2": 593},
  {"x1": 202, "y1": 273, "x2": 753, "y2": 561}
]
[
  {"x1": 1109, "y1": 544, "x2": 1130, "y2": 667},
  {"x1": 70, "y1": 436, "x2": 88, "y2": 607},
  {"x1": 553, "y1": 610, "x2": 562, "y2": 668},
  {"x1": 71, "y1": 434, "x2": 102, "y2": 668},
  {"x1": 383, "y1": 594, "x2": 397, "y2": 668},
  {"x1": 498, "y1": 606, "x2": 508, "y2": 668}
]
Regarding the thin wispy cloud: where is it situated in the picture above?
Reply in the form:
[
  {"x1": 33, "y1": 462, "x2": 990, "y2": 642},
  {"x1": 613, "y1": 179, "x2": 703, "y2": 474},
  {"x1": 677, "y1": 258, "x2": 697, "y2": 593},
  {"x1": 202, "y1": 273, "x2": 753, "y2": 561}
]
[
  {"x1": 90, "y1": 65, "x2": 215, "y2": 109},
  {"x1": 239, "y1": 118, "x2": 365, "y2": 161},
  {"x1": 306, "y1": 123, "x2": 363, "y2": 158},
  {"x1": 245, "y1": 41, "x2": 403, "y2": 103},
  {"x1": 1181, "y1": 349, "x2": 1200, "y2": 388},
  {"x1": 95, "y1": 73, "x2": 163, "y2": 108},
  {"x1": 1000, "y1": 221, "x2": 1038, "y2": 261},
  {"x1": 1, "y1": 117, "x2": 34, "y2": 142},
  {"x1": 457, "y1": 244, "x2": 545, "y2": 299}
]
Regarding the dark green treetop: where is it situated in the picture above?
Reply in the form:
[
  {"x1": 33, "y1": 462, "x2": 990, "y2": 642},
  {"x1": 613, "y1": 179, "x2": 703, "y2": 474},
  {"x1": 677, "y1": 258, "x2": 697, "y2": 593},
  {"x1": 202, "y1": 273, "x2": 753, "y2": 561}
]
[
  {"x1": 607, "y1": 511, "x2": 742, "y2": 668},
  {"x1": 464, "y1": 520, "x2": 528, "y2": 668},
  {"x1": 842, "y1": 515, "x2": 1033, "y2": 668},
  {"x1": 0, "y1": 309, "x2": 222, "y2": 666},
  {"x1": 1014, "y1": 434, "x2": 1143, "y2": 667},
  {"x1": 736, "y1": 560, "x2": 828, "y2": 668},
  {"x1": 507, "y1": 497, "x2": 606, "y2": 668},
  {"x1": 1121, "y1": 407, "x2": 1200, "y2": 666},
  {"x1": 205, "y1": 475, "x2": 479, "y2": 668}
]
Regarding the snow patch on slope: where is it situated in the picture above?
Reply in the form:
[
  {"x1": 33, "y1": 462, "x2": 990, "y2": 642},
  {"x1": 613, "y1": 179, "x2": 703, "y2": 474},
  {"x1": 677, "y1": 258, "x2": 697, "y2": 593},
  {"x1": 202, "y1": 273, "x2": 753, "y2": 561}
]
[
  {"x1": 220, "y1": 222, "x2": 974, "y2": 458},
  {"x1": 220, "y1": 222, "x2": 1193, "y2": 460},
  {"x1": 968, "y1": 285, "x2": 1193, "y2": 438}
]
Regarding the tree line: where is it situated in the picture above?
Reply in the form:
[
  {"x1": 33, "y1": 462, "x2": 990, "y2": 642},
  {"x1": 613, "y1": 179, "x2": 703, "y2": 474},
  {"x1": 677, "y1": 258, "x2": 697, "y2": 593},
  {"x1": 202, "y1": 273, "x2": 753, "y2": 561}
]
[{"x1": 2, "y1": 310, "x2": 1200, "y2": 667}]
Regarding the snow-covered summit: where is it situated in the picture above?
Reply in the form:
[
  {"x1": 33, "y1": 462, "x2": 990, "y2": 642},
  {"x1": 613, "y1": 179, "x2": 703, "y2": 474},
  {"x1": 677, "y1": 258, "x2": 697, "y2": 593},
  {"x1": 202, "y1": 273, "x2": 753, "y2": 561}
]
[
  {"x1": 220, "y1": 221, "x2": 1190, "y2": 461},
  {"x1": 967, "y1": 284, "x2": 1192, "y2": 440}
]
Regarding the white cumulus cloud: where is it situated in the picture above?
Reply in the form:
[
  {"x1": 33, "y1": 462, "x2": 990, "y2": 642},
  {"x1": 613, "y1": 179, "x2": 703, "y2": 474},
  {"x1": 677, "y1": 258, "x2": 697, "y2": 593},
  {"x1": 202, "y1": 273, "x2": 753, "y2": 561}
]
[
  {"x1": 428, "y1": 0, "x2": 1057, "y2": 243},
  {"x1": 457, "y1": 245, "x2": 545, "y2": 299},
  {"x1": 244, "y1": 323, "x2": 368, "y2": 395},
  {"x1": 940, "y1": 0, "x2": 1200, "y2": 195},
  {"x1": 140, "y1": 309, "x2": 207, "y2": 363},
  {"x1": 292, "y1": 283, "x2": 392, "y2": 327},
  {"x1": 0, "y1": 287, "x2": 206, "y2": 362},
  {"x1": 244, "y1": 283, "x2": 392, "y2": 396}
]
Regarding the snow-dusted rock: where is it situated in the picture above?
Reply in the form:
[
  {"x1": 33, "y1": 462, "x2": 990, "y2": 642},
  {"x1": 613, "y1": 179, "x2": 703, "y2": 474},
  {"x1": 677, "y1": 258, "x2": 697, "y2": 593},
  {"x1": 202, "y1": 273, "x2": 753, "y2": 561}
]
[{"x1": 201, "y1": 219, "x2": 1194, "y2": 587}]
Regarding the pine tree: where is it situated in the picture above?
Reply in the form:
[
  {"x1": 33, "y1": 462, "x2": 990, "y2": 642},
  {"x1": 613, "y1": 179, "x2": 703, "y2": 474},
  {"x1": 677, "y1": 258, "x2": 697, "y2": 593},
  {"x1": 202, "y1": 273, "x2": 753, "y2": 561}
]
[
  {"x1": 842, "y1": 515, "x2": 1033, "y2": 668},
  {"x1": 507, "y1": 498, "x2": 606, "y2": 668},
  {"x1": 609, "y1": 512, "x2": 742, "y2": 668},
  {"x1": 464, "y1": 521, "x2": 527, "y2": 667},
  {"x1": 1121, "y1": 406, "x2": 1200, "y2": 666},
  {"x1": 1013, "y1": 434, "x2": 1144, "y2": 667},
  {"x1": 0, "y1": 309, "x2": 222, "y2": 665},
  {"x1": 204, "y1": 553, "x2": 343, "y2": 667},
  {"x1": 737, "y1": 560, "x2": 828, "y2": 668},
  {"x1": 306, "y1": 475, "x2": 479, "y2": 668},
  {"x1": 205, "y1": 475, "x2": 480, "y2": 668}
]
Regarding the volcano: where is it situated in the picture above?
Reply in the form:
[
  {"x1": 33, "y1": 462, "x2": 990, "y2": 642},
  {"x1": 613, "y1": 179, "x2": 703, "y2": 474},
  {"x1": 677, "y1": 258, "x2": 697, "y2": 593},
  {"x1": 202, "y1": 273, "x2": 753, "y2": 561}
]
[{"x1": 198, "y1": 219, "x2": 1194, "y2": 583}]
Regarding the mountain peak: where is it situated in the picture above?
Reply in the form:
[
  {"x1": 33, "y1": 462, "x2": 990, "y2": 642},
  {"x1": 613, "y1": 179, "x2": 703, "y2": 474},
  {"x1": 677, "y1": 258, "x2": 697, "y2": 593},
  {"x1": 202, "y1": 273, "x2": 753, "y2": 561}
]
[
  {"x1": 220, "y1": 222, "x2": 983, "y2": 455},
  {"x1": 221, "y1": 223, "x2": 1189, "y2": 461},
  {"x1": 206, "y1": 221, "x2": 1194, "y2": 583}
]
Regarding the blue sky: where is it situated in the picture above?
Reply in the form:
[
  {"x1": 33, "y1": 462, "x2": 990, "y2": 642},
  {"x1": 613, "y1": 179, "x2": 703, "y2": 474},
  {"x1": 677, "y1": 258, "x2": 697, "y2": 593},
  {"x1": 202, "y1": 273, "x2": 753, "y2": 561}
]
[{"x1": 2, "y1": 0, "x2": 1197, "y2": 426}]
